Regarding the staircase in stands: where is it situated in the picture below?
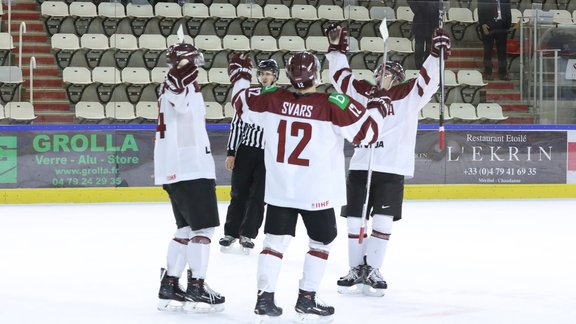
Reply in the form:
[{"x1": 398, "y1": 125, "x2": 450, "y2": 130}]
[
  {"x1": 449, "y1": 47, "x2": 534, "y2": 124},
  {"x1": 5, "y1": 0, "x2": 73, "y2": 123}
]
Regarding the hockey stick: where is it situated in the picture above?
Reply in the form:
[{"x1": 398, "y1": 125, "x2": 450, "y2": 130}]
[
  {"x1": 358, "y1": 19, "x2": 388, "y2": 244},
  {"x1": 438, "y1": 0, "x2": 446, "y2": 150}
]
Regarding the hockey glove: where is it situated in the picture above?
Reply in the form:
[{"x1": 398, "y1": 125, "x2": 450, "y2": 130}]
[
  {"x1": 325, "y1": 24, "x2": 349, "y2": 54},
  {"x1": 366, "y1": 89, "x2": 393, "y2": 118},
  {"x1": 430, "y1": 28, "x2": 451, "y2": 58},
  {"x1": 228, "y1": 53, "x2": 253, "y2": 84},
  {"x1": 165, "y1": 62, "x2": 199, "y2": 94}
]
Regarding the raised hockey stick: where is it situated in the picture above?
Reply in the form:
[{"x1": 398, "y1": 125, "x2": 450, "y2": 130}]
[
  {"x1": 438, "y1": 0, "x2": 446, "y2": 150},
  {"x1": 359, "y1": 19, "x2": 388, "y2": 244}
]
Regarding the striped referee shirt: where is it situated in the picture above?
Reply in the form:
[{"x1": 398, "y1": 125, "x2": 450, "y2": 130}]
[{"x1": 226, "y1": 111, "x2": 264, "y2": 156}]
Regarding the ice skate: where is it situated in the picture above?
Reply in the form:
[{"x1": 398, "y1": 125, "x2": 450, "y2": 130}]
[
  {"x1": 336, "y1": 265, "x2": 365, "y2": 294},
  {"x1": 254, "y1": 290, "x2": 282, "y2": 323},
  {"x1": 183, "y1": 270, "x2": 225, "y2": 313},
  {"x1": 294, "y1": 289, "x2": 334, "y2": 323},
  {"x1": 362, "y1": 266, "x2": 387, "y2": 297},
  {"x1": 157, "y1": 268, "x2": 186, "y2": 312},
  {"x1": 219, "y1": 235, "x2": 237, "y2": 253},
  {"x1": 240, "y1": 236, "x2": 255, "y2": 255}
]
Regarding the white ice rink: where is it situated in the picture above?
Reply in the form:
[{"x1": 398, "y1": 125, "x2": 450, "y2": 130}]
[{"x1": 1, "y1": 199, "x2": 575, "y2": 324}]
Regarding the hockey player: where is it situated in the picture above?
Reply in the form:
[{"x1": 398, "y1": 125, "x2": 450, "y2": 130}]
[
  {"x1": 228, "y1": 51, "x2": 392, "y2": 322},
  {"x1": 325, "y1": 25, "x2": 451, "y2": 296},
  {"x1": 219, "y1": 59, "x2": 279, "y2": 254},
  {"x1": 154, "y1": 42, "x2": 225, "y2": 313}
]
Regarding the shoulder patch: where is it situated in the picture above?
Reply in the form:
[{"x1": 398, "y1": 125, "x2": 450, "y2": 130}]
[
  {"x1": 328, "y1": 93, "x2": 351, "y2": 110},
  {"x1": 260, "y1": 85, "x2": 280, "y2": 94}
]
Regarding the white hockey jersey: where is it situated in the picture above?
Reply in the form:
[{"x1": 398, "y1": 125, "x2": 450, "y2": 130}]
[
  {"x1": 326, "y1": 51, "x2": 440, "y2": 177},
  {"x1": 231, "y1": 80, "x2": 385, "y2": 210},
  {"x1": 154, "y1": 86, "x2": 215, "y2": 185}
]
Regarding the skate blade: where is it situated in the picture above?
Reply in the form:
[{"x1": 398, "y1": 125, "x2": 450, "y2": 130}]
[
  {"x1": 293, "y1": 313, "x2": 334, "y2": 323},
  {"x1": 183, "y1": 301, "x2": 224, "y2": 313},
  {"x1": 254, "y1": 314, "x2": 282, "y2": 323},
  {"x1": 157, "y1": 299, "x2": 184, "y2": 312},
  {"x1": 242, "y1": 247, "x2": 252, "y2": 255},
  {"x1": 220, "y1": 245, "x2": 252, "y2": 255},
  {"x1": 337, "y1": 284, "x2": 364, "y2": 295},
  {"x1": 362, "y1": 285, "x2": 386, "y2": 297}
]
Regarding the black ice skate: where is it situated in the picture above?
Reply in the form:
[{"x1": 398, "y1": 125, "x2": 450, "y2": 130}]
[
  {"x1": 239, "y1": 236, "x2": 255, "y2": 255},
  {"x1": 254, "y1": 290, "x2": 283, "y2": 320},
  {"x1": 157, "y1": 268, "x2": 186, "y2": 312},
  {"x1": 183, "y1": 270, "x2": 225, "y2": 313},
  {"x1": 294, "y1": 289, "x2": 334, "y2": 323},
  {"x1": 219, "y1": 235, "x2": 237, "y2": 253},
  {"x1": 336, "y1": 265, "x2": 365, "y2": 294},
  {"x1": 362, "y1": 266, "x2": 387, "y2": 297}
]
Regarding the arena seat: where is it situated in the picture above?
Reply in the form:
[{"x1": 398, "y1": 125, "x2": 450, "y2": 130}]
[
  {"x1": 63, "y1": 66, "x2": 92, "y2": 104},
  {"x1": 0, "y1": 66, "x2": 23, "y2": 104},
  {"x1": 68, "y1": 2, "x2": 98, "y2": 36},
  {"x1": 5, "y1": 102, "x2": 36, "y2": 123},
  {"x1": 41, "y1": 1, "x2": 69, "y2": 36},
  {"x1": 394, "y1": 6, "x2": 413, "y2": 38},
  {"x1": 237, "y1": 3, "x2": 264, "y2": 37},
  {"x1": 98, "y1": 2, "x2": 127, "y2": 37},
  {"x1": 343, "y1": 5, "x2": 371, "y2": 39},
  {"x1": 51, "y1": 33, "x2": 81, "y2": 69},
  {"x1": 92, "y1": 66, "x2": 123, "y2": 104},
  {"x1": 80, "y1": 33, "x2": 110, "y2": 68},
  {"x1": 457, "y1": 69, "x2": 487, "y2": 104},
  {"x1": 476, "y1": 103, "x2": 509, "y2": 122},
  {"x1": 0, "y1": 32, "x2": 15, "y2": 66},
  {"x1": 139, "y1": 34, "x2": 167, "y2": 70},
  {"x1": 109, "y1": 34, "x2": 139, "y2": 69},
  {"x1": 121, "y1": 67, "x2": 151, "y2": 104},
  {"x1": 74, "y1": 101, "x2": 106, "y2": 123},
  {"x1": 126, "y1": 3, "x2": 156, "y2": 37},
  {"x1": 449, "y1": 102, "x2": 479, "y2": 122},
  {"x1": 182, "y1": 3, "x2": 214, "y2": 37},
  {"x1": 204, "y1": 101, "x2": 225, "y2": 120},
  {"x1": 421, "y1": 103, "x2": 452, "y2": 122},
  {"x1": 154, "y1": 2, "x2": 183, "y2": 36},
  {"x1": 291, "y1": 4, "x2": 322, "y2": 37},
  {"x1": 135, "y1": 101, "x2": 158, "y2": 121},
  {"x1": 446, "y1": 7, "x2": 476, "y2": 41},
  {"x1": 105, "y1": 101, "x2": 136, "y2": 122}
]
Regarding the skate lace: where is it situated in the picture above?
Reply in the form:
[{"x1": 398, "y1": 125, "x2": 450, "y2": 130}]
[
  {"x1": 341, "y1": 266, "x2": 362, "y2": 280},
  {"x1": 203, "y1": 283, "x2": 222, "y2": 303},
  {"x1": 367, "y1": 267, "x2": 384, "y2": 282}
]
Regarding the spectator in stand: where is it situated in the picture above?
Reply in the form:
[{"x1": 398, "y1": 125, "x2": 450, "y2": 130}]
[
  {"x1": 407, "y1": 0, "x2": 440, "y2": 69},
  {"x1": 478, "y1": 0, "x2": 512, "y2": 80}
]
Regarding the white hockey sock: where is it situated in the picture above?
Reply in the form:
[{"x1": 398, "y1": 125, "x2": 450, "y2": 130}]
[
  {"x1": 187, "y1": 241, "x2": 210, "y2": 279},
  {"x1": 347, "y1": 217, "x2": 366, "y2": 268},
  {"x1": 365, "y1": 214, "x2": 393, "y2": 269},
  {"x1": 299, "y1": 240, "x2": 331, "y2": 292},
  {"x1": 257, "y1": 234, "x2": 291, "y2": 292},
  {"x1": 166, "y1": 226, "x2": 191, "y2": 277}
]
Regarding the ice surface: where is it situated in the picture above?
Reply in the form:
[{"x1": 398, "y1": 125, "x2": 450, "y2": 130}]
[{"x1": 1, "y1": 199, "x2": 575, "y2": 324}]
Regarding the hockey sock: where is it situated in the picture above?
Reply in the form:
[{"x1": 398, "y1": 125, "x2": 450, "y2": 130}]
[
  {"x1": 166, "y1": 226, "x2": 191, "y2": 277},
  {"x1": 365, "y1": 214, "x2": 393, "y2": 269},
  {"x1": 257, "y1": 234, "x2": 291, "y2": 292},
  {"x1": 346, "y1": 216, "x2": 366, "y2": 268},
  {"x1": 299, "y1": 240, "x2": 331, "y2": 292}
]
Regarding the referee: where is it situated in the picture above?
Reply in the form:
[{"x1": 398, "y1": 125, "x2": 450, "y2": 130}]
[{"x1": 219, "y1": 59, "x2": 279, "y2": 251}]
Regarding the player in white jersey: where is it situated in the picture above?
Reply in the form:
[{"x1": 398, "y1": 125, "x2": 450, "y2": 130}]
[
  {"x1": 325, "y1": 25, "x2": 451, "y2": 296},
  {"x1": 154, "y1": 42, "x2": 224, "y2": 313},
  {"x1": 228, "y1": 51, "x2": 392, "y2": 322}
]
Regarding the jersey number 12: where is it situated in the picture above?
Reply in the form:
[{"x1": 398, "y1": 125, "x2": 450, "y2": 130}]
[{"x1": 276, "y1": 120, "x2": 311, "y2": 166}]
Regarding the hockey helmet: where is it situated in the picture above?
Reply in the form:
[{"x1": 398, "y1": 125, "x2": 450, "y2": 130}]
[
  {"x1": 374, "y1": 61, "x2": 405, "y2": 87},
  {"x1": 285, "y1": 52, "x2": 320, "y2": 89},
  {"x1": 257, "y1": 59, "x2": 280, "y2": 80},
  {"x1": 166, "y1": 43, "x2": 204, "y2": 68}
]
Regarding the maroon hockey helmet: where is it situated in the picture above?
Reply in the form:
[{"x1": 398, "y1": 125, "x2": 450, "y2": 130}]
[
  {"x1": 374, "y1": 61, "x2": 405, "y2": 87},
  {"x1": 166, "y1": 43, "x2": 204, "y2": 68},
  {"x1": 285, "y1": 52, "x2": 320, "y2": 89}
]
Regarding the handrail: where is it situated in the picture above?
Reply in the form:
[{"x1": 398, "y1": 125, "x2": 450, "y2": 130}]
[
  {"x1": 19, "y1": 21, "x2": 26, "y2": 69},
  {"x1": 7, "y1": 0, "x2": 11, "y2": 36},
  {"x1": 30, "y1": 56, "x2": 36, "y2": 104}
]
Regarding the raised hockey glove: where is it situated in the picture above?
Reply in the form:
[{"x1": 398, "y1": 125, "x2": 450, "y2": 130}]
[
  {"x1": 165, "y1": 62, "x2": 199, "y2": 94},
  {"x1": 430, "y1": 28, "x2": 451, "y2": 58},
  {"x1": 325, "y1": 24, "x2": 349, "y2": 54},
  {"x1": 228, "y1": 53, "x2": 253, "y2": 84},
  {"x1": 366, "y1": 89, "x2": 393, "y2": 118}
]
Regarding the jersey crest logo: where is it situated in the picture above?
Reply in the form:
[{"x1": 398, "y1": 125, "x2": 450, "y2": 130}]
[
  {"x1": 328, "y1": 93, "x2": 350, "y2": 110},
  {"x1": 260, "y1": 85, "x2": 279, "y2": 94}
]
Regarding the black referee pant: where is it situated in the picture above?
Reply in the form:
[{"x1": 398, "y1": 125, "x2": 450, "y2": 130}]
[{"x1": 224, "y1": 144, "x2": 265, "y2": 239}]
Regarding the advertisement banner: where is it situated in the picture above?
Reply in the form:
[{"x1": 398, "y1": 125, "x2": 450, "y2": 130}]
[
  {"x1": 0, "y1": 125, "x2": 571, "y2": 188},
  {"x1": 407, "y1": 130, "x2": 568, "y2": 184}
]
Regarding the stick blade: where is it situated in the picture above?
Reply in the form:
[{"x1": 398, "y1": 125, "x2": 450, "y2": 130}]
[{"x1": 379, "y1": 18, "x2": 389, "y2": 42}]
